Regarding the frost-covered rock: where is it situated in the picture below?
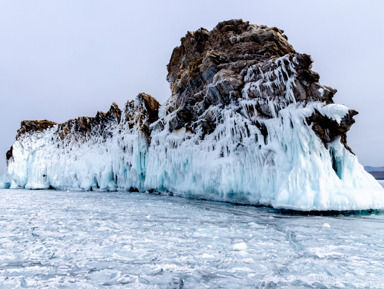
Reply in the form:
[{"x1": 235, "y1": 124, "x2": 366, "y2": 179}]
[
  {"x1": 1, "y1": 19, "x2": 383, "y2": 211},
  {"x1": 4, "y1": 93, "x2": 159, "y2": 191}
]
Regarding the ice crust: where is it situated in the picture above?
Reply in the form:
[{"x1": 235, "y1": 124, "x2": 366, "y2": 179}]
[
  {"x1": 2, "y1": 189, "x2": 384, "y2": 288},
  {"x1": 1, "y1": 55, "x2": 383, "y2": 211}
]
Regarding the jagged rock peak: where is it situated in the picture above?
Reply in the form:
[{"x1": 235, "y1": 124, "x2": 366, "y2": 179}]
[
  {"x1": 167, "y1": 19, "x2": 295, "y2": 84},
  {"x1": 123, "y1": 93, "x2": 160, "y2": 141},
  {"x1": 14, "y1": 93, "x2": 160, "y2": 140},
  {"x1": 8, "y1": 93, "x2": 158, "y2": 161},
  {"x1": 164, "y1": 20, "x2": 299, "y2": 133}
]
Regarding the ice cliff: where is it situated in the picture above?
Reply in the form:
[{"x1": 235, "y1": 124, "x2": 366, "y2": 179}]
[{"x1": 1, "y1": 19, "x2": 383, "y2": 211}]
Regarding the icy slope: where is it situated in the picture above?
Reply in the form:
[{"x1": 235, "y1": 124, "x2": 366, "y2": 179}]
[{"x1": 1, "y1": 19, "x2": 383, "y2": 211}]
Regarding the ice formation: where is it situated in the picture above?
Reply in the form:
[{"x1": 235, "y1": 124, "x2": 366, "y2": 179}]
[{"x1": 1, "y1": 19, "x2": 383, "y2": 211}]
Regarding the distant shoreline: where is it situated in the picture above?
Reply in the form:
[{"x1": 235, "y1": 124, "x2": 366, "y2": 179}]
[{"x1": 369, "y1": 171, "x2": 384, "y2": 179}]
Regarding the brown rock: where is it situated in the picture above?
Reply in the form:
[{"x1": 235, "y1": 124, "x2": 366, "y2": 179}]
[
  {"x1": 163, "y1": 19, "x2": 357, "y2": 152},
  {"x1": 16, "y1": 120, "x2": 57, "y2": 140}
]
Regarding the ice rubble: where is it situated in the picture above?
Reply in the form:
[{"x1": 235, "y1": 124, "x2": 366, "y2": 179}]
[{"x1": 1, "y1": 54, "x2": 383, "y2": 211}]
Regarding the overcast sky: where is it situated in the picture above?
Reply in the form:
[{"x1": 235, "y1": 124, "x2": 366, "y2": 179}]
[{"x1": 0, "y1": 0, "x2": 383, "y2": 174}]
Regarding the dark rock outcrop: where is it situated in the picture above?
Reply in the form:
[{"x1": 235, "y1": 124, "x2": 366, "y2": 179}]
[
  {"x1": 16, "y1": 120, "x2": 57, "y2": 140},
  {"x1": 8, "y1": 120, "x2": 57, "y2": 161},
  {"x1": 14, "y1": 93, "x2": 159, "y2": 146},
  {"x1": 163, "y1": 19, "x2": 355, "y2": 151},
  {"x1": 307, "y1": 109, "x2": 358, "y2": 153},
  {"x1": 6, "y1": 146, "x2": 13, "y2": 161},
  {"x1": 123, "y1": 93, "x2": 160, "y2": 141}
]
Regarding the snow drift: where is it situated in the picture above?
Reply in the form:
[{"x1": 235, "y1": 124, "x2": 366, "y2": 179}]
[{"x1": 1, "y1": 19, "x2": 383, "y2": 211}]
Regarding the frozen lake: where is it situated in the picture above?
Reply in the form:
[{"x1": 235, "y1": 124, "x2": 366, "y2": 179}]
[{"x1": 1, "y1": 189, "x2": 384, "y2": 288}]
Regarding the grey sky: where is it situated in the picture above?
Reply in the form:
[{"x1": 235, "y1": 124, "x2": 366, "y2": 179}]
[{"x1": 0, "y1": 0, "x2": 383, "y2": 174}]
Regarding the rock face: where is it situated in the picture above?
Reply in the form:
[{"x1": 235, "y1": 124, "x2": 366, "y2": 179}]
[
  {"x1": 1, "y1": 19, "x2": 383, "y2": 211},
  {"x1": 164, "y1": 20, "x2": 355, "y2": 150}
]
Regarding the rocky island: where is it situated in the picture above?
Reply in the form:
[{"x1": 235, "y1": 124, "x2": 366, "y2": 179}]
[{"x1": 1, "y1": 19, "x2": 383, "y2": 211}]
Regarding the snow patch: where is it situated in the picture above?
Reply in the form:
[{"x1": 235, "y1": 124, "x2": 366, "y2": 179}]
[
  {"x1": 233, "y1": 242, "x2": 248, "y2": 251},
  {"x1": 318, "y1": 104, "x2": 349, "y2": 124}
]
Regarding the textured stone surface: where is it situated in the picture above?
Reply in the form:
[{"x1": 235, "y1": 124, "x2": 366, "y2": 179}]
[
  {"x1": 9, "y1": 93, "x2": 159, "y2": 163},
  {"x1": 307, "y1": 108, "x2": 358, "y2": 153},
  {"x1": 163, "y1": 19, "x2": 356, "y2": 151},
  {"x1": 16, "y1": 120, "x2": 57, "y2": 140}
]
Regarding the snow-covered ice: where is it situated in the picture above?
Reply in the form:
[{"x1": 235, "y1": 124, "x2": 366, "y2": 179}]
[{"x1": 1, "y1": 189, "x2": 384, "y2": 288}]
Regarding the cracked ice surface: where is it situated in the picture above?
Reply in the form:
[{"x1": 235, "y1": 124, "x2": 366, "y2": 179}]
[{"x1": 1, "y1": 189, "x2": 384, "y2": 288}]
